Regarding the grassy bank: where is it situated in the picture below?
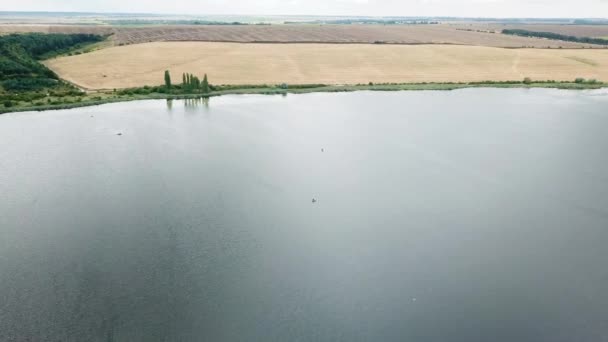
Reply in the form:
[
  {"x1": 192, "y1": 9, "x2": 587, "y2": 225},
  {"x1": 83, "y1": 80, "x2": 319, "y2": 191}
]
[{"x1": 1, "y1": 80, "x2": 606, "y2": 114}]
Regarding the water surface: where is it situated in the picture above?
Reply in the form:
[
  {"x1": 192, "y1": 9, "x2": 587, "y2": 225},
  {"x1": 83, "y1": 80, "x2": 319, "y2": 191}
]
[{"x1": 1, "y1": 89, "x2": 608, "y2": 341}]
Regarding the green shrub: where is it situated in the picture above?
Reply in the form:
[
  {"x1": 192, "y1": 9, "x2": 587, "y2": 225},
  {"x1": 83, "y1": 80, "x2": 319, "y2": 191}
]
[
  {"x1": 575, "y1": 78, "x2": 585, "y2": 83},
  {"x1": 523, "y1": 77, "x2": 532, "y2": 84},
  {"x1": 1, "y1": 78, "x2": 58, "y2": 91},
  {"x1": 3, "y1": 100, "x2": 13, "y2": 108}
]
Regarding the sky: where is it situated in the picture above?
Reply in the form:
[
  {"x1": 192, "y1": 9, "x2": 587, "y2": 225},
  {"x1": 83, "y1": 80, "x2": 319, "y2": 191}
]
[{"x1": 2, "y1": 0, "x2": 608, "y2": 18}]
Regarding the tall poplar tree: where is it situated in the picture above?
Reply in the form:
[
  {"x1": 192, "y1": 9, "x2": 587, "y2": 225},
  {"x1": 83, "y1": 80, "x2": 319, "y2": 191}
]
[
  {"x1": 202, "y1": 74, "x2": 210, "y2": 93},
  {"x1": 164, "y1": 70, "x2": 172, "y2": 89}
]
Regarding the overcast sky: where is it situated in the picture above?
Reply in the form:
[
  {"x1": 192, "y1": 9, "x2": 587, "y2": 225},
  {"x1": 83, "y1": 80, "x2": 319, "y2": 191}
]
[{"x1": 2, "y1": 0, "x2": 608, "y2": 18}]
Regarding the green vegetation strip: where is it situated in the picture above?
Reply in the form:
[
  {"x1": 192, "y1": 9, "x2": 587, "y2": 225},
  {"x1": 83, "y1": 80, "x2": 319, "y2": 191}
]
[
  {"x1": 2, "y1": 80, "x2": 606, "y2": 115},
  {"x1": 502, "y1": 29, "x2": 608, "y2": 46}
]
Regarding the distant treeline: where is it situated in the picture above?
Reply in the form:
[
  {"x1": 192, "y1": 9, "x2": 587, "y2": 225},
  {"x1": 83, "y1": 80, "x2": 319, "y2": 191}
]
[
  {"x1": 572, "y1": 19, "x2": 608, "y2": 25},
  {"x1": 0, "y1": 33, "x2": 104, "y2": 92},
  {"x1": 285, "y1": 19, "x2": 439, "y2": 25},
  {"x1": 502, "y1": 29, "x2": 608, "y2": 45},
  {"x1": 0, "y1": 33, "x2": 104, "y2": 59},
  {"x1": 106, "y1": 20, "x2": 252, "y2": 26}
]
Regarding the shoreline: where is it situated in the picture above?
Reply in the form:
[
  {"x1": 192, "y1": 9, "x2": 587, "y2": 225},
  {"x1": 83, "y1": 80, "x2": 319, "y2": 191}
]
[{"x1": 1, "y1": 81, "x2": 606, "y2": 115}]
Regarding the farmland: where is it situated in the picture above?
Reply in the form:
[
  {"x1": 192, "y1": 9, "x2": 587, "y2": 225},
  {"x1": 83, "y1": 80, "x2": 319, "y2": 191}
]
[
  {"x1": 4, "y1": 19, "x2": 608, "y2": 95},
  {"x1": 44, "y1": 42, "x2": 608, "y2": 89},
  {"x1": 1, "y1": 24, "x2": 604, "y2": 48},
  {"x1": 466, "y1": 24, "x2": 608, "y2": 39}
]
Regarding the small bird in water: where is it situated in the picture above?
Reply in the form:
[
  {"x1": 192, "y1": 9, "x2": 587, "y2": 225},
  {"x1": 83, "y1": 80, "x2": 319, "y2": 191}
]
[
  {"x1": 116, "y1": 132, "x2": 122, "y2": 136},
  {"x1": 312, "y1": 198, "x2": 317, "y2": 203},
  {"x1": 321, "y1": 148, "x2": 324, "y2": 152}
]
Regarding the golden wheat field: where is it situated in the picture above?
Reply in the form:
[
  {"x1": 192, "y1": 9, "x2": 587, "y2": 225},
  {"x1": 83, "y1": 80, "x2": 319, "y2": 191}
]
[{"x1": 45, "y1": 42, "x2": 608, "y2": 89}]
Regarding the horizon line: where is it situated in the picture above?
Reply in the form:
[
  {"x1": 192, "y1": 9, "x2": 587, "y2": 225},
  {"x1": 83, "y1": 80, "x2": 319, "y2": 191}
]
[{"x1": 0, "y1": 11, "x2": 607, "y2": 20}]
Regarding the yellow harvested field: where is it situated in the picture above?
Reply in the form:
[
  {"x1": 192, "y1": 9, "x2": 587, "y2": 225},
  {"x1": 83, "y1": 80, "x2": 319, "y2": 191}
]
[{"x1": 45, "y1": 42, "x2": 608, "y2": 89}]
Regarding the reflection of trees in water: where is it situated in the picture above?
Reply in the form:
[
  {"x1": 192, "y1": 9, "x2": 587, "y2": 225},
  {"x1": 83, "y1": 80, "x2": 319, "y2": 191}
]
[
  {"x1": 184, "y1": 97, "x2": 210, "y2": 110},
  {"x1": 167, "y1": 97, "x2": 210, "y2": 112},
  {"x1": 165, "y1": 97, "x2": 210, "y2": 111}
]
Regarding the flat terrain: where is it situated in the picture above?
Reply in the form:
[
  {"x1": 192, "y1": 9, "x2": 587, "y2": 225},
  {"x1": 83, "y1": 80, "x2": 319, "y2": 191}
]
[
  {"x1": 45, "y1": 42, "x2": 608, "y2": 89},
  {"x1": 1, "y1": 24, "x2": 602, "y2": 48},
  {"x1": 467, "y1": 24, "x2": 608, "y2": 38},
  {"x1": 0, "y1": 24, "x2": 114, "y2": 36}
]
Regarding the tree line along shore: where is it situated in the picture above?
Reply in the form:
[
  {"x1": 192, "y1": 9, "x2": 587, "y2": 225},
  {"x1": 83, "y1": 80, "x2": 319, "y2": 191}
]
[{"x1": 3, "y1": 78, "x2": 605, "y2": 115}]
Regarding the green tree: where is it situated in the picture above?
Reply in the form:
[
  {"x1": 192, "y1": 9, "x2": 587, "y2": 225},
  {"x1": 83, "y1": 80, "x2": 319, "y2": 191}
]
[
  {"x1": 202, "y1": 74, "x2": 210, "y2": 93},
  {"x1": 164, "y1": 70, "x2": 172, "y2": 89}
]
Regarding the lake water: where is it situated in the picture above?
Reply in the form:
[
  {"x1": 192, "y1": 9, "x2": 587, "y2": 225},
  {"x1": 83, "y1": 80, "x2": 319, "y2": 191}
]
[{"x1": 1, "y1": 89, "x2": 608, "y2": 342}]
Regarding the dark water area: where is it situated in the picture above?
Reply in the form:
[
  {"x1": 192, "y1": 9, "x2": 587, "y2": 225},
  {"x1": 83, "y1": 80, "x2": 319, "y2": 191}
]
[{"x1": 1, "y1": 89, "x2": 608, "y2": 341}]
